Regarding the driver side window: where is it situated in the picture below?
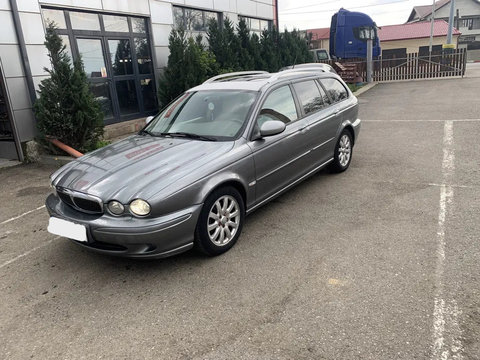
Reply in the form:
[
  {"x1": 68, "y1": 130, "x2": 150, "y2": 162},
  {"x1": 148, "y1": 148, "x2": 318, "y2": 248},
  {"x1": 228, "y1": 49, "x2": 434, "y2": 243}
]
[{"x1": 257, "y1": 85, "x2": 298, "y2": 128}]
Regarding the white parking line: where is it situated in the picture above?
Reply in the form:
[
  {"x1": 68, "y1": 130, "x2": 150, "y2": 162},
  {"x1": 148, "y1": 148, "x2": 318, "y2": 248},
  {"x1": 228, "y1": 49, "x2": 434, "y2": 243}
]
[
  {"x1": 0, "y1": 236, "x2": 60, "y2": 270},
  {"x1": 0, "y1": 205, "x2": 46, "y2": 225},
  {"x1": 432, "y1": 120, "x2": 464, "y2": 360}
]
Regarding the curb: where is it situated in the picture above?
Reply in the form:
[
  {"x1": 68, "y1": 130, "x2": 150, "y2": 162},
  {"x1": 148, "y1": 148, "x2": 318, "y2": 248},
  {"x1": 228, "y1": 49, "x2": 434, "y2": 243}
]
[
  {"x1": 39, "y1": 154, "x2": 74, "y2": 166},
  {"x1": 353, "y1": 82, "x2": 377, "y2": 97}
]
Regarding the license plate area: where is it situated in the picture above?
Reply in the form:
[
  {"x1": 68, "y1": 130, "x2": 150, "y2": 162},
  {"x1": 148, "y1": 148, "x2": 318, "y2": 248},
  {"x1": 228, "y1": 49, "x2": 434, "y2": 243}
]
[{"x1": 47, "y1": 217, "x2": 87, "y2": 242}]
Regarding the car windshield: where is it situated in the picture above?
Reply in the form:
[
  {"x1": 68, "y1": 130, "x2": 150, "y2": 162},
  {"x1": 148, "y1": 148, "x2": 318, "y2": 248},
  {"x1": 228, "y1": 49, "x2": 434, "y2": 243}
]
[{"x1": 144, "y1": 90, "x2": 258, "y2": 140}]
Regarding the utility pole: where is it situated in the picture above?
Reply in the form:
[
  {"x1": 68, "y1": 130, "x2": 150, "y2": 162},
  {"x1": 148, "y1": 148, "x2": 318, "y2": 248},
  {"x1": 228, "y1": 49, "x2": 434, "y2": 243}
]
[
  {"x1": 446, "y1": 0, "x2": 456, "y2": 44},
  {"x1": 428, "y1": 0, "x2": 437, "y2": 60},
  {"x1": 366, "y1": 39, "x2": 373, "y2": 83}
]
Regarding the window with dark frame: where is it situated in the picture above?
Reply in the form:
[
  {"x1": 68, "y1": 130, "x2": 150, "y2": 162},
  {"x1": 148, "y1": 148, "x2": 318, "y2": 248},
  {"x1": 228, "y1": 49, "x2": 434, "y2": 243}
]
[
  {"x1": 41, "y1": 8, "x2": 157, "y2": 125},
  {"x1": 173, "y1": 6, "x2": 219, "y2": 32},
  {"x1": 238, "y1": 16, "x2": 272, "y2": 36}
]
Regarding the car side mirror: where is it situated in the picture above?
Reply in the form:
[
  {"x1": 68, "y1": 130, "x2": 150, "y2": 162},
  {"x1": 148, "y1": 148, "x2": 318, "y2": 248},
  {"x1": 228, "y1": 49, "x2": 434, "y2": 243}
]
[
  {"x1": 145, "y1": 116, "x2": 154, "y2": 125},
  {"x1": 259, "y1": 120, "x2": 286, "y2": 137}
]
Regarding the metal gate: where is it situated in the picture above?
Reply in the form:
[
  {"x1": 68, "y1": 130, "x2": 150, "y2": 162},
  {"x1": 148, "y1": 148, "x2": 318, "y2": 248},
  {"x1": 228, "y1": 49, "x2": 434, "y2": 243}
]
[{"x1": 322, "y1": 49, "x2": 467, "y2": 83}]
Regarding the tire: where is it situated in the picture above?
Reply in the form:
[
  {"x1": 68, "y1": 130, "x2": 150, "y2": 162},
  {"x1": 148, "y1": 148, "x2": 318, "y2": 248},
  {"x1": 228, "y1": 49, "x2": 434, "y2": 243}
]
[
  {"x1": 330, "y1": 130, "x2": 353, "y2": 173},
  {"x1": 194, "y1": 186, "x2": 245, "y2": 256}
]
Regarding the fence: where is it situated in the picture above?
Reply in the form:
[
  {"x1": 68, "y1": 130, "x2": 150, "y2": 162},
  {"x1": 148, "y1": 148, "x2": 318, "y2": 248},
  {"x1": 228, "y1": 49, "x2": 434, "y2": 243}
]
[{"x1": 322, "y1": 49, "x2": 467, "y2": 82}]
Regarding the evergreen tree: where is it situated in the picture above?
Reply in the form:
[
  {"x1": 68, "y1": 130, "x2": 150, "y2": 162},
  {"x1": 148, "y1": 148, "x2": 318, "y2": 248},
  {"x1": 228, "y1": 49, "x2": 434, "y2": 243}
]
[
  {"x1": 207, "y1": 17, "x2": 240, "y2": 71},
  {"x1": 260, "y1": 27, "x2": 281, "y2": 72},
  {"x1": 158, "y1": 28, "x2": 217, "y2": 107},
  {"x1": 222, "y1": 18, "x2": 240, "y2": 71},
  {"x1": 34, "y1": 22, "x2": 104, "y2": 153},
  {"x1": 237, "y1": 18, "x2": 254, "y2": 70},
  {"x1": 249, "y1": 33, "x2": 265, "y2": 70}
]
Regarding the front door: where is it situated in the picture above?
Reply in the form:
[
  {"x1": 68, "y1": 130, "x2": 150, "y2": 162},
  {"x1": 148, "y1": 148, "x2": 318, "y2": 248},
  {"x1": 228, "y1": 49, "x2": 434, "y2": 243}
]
[{"x1": 248, "y1": 84, "x2": 311, "y2": 205}]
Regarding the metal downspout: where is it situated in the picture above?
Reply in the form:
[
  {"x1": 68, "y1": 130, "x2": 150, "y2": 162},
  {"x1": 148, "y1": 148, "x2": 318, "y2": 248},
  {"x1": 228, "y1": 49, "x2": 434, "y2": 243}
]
[
  {"x1": 8, "y1": 0, "x2": 40, "y2": 161},
  {"x1": 9, "y1": 0, "x2": 37, "y2": 105}
]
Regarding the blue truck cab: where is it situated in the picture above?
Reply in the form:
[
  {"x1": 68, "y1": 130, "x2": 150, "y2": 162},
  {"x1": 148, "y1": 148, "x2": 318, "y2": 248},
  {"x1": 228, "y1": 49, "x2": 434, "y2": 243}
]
[{"x1": 329, "y1": 8, "x2": 381, "y2": 59}]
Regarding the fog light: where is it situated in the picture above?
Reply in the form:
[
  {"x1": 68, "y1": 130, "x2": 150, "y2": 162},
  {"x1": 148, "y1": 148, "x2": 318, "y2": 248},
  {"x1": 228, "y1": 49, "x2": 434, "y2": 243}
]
[
  {"x1": 130, "y1": 199, "x2": 151, "y2": 216},
  {"x1": 108, "y1": 200, "x2": 125, "y2": 215}
]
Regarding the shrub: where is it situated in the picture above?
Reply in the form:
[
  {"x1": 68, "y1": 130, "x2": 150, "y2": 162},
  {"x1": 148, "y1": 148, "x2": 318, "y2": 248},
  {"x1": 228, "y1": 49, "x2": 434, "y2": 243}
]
[
  {"x1": 158, "y1": 29, "x2": 217, "y2": 107},
  {"x1": 34, "y1": 22, "x2": 104, "y2": 153}
]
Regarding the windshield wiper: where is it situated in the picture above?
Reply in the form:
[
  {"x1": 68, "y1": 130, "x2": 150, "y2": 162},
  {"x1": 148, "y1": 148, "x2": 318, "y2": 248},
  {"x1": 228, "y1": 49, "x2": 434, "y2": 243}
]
[
  {"x1": 162, "y1": 132, "x2": 217, "y2": 141},
  {"x1": 139, "y1": 129, "x2": 156, "y2": 137}
]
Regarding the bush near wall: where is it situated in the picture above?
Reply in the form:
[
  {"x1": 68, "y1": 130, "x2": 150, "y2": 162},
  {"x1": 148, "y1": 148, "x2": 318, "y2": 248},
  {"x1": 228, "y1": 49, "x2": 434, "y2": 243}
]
[
  {"x1": 158, "y1": 18, "x2": 313, "y2": 108},
  {"x1": 34, "y1": 22, "x2": 104, "y2": 153}
]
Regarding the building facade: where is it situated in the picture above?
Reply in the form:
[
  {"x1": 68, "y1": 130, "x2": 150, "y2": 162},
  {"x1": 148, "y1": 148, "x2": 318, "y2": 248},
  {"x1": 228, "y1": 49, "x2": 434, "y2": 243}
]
[
  {"x1": 0, "y1": 0, "x2": 277, "y2": 161},
  {"x1": 407, "y1": 0, "x2": 480, "y2": 52}
]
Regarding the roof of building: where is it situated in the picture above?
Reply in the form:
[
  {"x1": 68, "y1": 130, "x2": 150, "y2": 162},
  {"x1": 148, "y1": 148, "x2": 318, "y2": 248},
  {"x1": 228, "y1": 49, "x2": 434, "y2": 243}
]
[
  {"x1": 378, "y1": 19, "x2": 461, "y2": 41},
  {"x1": 409, "y1": 0, "x2": 451, "y2": 22},
  {"x1": 307, "y1": 27, "x2": 330, "y2": 40}
]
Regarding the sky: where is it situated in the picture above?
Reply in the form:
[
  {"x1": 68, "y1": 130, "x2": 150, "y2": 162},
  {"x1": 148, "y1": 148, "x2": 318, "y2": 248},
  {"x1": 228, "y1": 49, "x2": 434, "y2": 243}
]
[{"x1": 278, "y1": 0, "x2": 439, "y2": 30}]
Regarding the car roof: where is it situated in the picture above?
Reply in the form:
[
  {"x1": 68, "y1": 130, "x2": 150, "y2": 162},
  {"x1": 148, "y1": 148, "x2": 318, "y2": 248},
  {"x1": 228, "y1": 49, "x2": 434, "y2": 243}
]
[{"x1": 188, "y1": 69, "x2": 340, "y2": 92}]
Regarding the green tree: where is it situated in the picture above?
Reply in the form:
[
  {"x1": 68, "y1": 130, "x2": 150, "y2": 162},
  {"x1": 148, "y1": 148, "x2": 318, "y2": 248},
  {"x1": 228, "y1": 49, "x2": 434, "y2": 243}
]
[
  {"x1": 34, "y1": 22, "x2": 104, "y2": 153},
  {"x1": 249, "y1": 32, "x2": 265, "y2": 70},
  {"x1": 158, "y1": 28, "x2": 217, "y2": 107},
  {"x1": 260, "y1": 27, "x2": 281, "y2": 72},
  {"x1": 237, "y1": 18, "x2": 254, "y2": 70},
  {"x1": 207, "y1": 17, "x2": 240, "y2": 71}
]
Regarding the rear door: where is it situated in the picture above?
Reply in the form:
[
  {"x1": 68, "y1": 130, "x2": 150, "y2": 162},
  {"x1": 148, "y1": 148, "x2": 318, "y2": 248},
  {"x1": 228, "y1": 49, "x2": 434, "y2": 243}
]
[
  {"x1": 291, "y1": 79, "x2": 339, "y2": 167},
  {"x1": 248, "y1": 84, "x2": 311, "y2": 205}
]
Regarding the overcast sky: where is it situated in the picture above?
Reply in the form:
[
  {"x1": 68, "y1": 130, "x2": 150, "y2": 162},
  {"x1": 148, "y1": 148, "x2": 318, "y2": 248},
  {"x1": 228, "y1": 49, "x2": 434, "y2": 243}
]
[{"x1": 278, "y1": 0, "x2": 438, "y2": 30}]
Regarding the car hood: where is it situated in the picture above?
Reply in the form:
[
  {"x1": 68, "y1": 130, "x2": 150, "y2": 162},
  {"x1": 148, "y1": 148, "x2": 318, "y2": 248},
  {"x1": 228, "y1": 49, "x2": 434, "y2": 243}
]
[{"x1": 52, "y1": 135, "x2": 234, "y2": 202}]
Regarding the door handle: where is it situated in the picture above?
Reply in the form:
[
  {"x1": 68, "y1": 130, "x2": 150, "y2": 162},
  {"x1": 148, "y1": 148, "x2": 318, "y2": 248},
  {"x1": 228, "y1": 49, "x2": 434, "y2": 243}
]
[{"x1": 300, "y1": 126, "x2": 310, "y2": 133}]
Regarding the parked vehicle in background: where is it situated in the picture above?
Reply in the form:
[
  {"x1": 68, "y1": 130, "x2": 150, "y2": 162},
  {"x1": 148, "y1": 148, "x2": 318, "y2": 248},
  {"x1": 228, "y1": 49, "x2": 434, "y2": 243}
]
[
  {"x1": 310, "y1": 48, "x2": 331, "y2": 61},
  {"x1": 46, "y1": 70, "x2": 360, "y2": 259},
  {"x1": 330, "y1": 8, "x2": 381, "y2": 59}
]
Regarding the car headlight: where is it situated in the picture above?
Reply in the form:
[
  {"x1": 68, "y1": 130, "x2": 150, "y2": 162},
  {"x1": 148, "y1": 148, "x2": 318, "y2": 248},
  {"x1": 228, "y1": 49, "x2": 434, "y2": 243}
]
[
  {"x1": 108, "y1": 200, "x2": 125, "y2": 215},
  {"x1": 129, "y1": 199, "x2": 151, "y2": 216}
]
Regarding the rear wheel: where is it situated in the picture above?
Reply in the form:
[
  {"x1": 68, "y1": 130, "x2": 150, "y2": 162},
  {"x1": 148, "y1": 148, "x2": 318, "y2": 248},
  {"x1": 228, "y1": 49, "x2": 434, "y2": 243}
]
[
  {"x1": 194, "y1": 186, "x2": 245, "y2": 256},
  {"x1": 330, "y1": 130, "x2": 353, "y2": 173}
]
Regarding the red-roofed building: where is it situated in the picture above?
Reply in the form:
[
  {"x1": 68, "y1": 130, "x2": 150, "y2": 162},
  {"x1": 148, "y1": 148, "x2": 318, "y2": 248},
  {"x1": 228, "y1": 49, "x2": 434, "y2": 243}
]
[
  {"x1": 378, "y1": 20, "x2": 461, "y2": 53},
  {"x1": 307, "y1": 27, "x2": 330, "y2": 49}
]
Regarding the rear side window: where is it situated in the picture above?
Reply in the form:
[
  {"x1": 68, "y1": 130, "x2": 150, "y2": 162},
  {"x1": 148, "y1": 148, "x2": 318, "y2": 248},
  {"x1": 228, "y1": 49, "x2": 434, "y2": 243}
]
[
  {"x1": 293, "y1": 80, "x2": 328, "y2": 116},
  {"x1": 257, "y1": 85, "x2": 298, "y2": 126},
  {"x1": 320, "y1": 78, "x2": 349, "y2": 103}
]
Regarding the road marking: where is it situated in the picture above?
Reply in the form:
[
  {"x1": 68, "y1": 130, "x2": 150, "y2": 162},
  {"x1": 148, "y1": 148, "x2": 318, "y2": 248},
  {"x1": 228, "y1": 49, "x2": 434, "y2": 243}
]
[
  {"x1": 363, "y1": 119, "x2": 480, "y2": 122},
  {"x1": 0, "y1": 236, "x2": 60, "y2": 271},
  {"x1": 432, "y1": 120, "x2": 463, "y2": 360},
  {"x1": 0, "y1": 205, "x2": 46, "y2": 225}
]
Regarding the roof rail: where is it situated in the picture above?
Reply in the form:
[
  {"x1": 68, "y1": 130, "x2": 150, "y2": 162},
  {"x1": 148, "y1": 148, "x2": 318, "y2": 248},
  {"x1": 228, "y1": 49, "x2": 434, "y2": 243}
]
[
  {"x1": 266, "y1": 68, "x2": 320, "y2": 84},
  {"x1": 203, "y1": 71, "x2": 269, "y2": 84}
]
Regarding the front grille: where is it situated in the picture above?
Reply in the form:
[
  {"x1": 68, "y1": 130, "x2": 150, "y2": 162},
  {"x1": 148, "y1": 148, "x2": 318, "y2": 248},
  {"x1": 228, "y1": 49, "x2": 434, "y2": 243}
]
[
  {"x1": 73, "y1": 197, "x2": 103, "y2": 213},
  {"x1": 56, "y1": 187, "x2": 103, "y2": 214},
  {"x1": 58, "y1": 191, "x2": 75, "y2": 207}
]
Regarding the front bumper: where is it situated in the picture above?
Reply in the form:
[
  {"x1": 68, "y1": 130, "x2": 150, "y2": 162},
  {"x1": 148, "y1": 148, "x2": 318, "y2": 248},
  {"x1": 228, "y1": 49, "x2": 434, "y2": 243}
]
[{"x1": 46, "y1": 194, "x2": 202, "y2": 259}]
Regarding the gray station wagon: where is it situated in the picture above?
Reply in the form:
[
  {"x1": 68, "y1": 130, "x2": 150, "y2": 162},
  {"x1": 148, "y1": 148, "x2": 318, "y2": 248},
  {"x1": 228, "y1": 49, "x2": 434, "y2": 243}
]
[{"x1": 46, "y1": 69, "x2": 360, "y2": 258}]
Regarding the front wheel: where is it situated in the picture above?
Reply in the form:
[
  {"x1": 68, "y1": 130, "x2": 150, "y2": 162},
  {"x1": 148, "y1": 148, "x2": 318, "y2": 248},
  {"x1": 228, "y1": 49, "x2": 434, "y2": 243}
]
[
  {"x1": 194, "y1": 186, "x2": 245, "y2": 256},
  {"x1": 330, "y1": 130, "x2": 353, "y2": 173}
]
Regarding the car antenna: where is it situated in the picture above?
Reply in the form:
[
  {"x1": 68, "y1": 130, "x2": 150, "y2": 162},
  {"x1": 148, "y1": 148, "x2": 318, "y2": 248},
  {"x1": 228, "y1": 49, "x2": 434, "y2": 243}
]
[{"x1": 292, "y1": 54, "x2": 298, "y2": 69}]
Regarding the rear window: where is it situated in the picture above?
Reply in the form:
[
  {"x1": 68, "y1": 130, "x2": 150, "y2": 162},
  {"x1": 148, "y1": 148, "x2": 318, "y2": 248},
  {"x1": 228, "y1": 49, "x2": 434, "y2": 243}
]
[
  {"x1": 292, "y1": 80, "x2": 327, "y2": 116},
  {"x1": 320, "y1": 78, "x2": 349, "y2": 103}
]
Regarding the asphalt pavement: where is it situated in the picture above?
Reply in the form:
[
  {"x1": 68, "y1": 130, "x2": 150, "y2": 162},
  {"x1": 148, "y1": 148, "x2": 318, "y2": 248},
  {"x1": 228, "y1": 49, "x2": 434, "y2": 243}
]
[{"x1": 0, "y1": 72, "x2": 479, "y2": 359}]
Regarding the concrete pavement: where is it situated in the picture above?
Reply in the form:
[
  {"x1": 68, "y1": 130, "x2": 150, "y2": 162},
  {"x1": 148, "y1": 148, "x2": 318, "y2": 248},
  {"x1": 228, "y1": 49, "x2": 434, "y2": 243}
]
[{"x1": 0, "y1": 75, "x2": 479, "y2": 359}]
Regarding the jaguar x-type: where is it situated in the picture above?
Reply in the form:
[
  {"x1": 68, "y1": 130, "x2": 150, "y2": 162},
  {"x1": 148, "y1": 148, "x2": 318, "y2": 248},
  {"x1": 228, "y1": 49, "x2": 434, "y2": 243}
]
[{"x1": 46, "y1": 69, "x2": 360, "y2": 258}]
